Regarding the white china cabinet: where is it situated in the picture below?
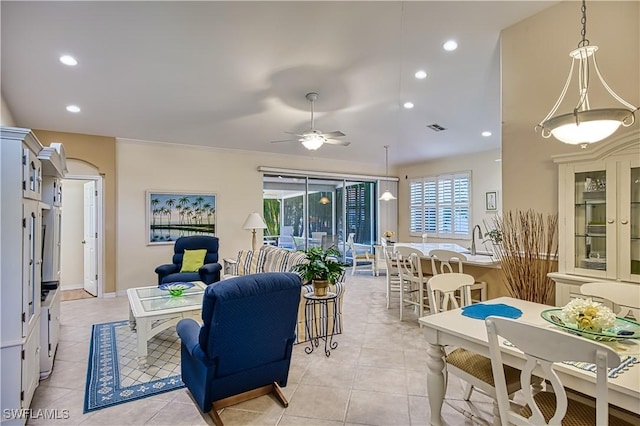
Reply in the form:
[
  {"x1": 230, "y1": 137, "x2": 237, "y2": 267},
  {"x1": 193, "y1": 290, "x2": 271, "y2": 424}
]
[
  {"x1": 1, "y1": 127, "x2": 66, "y2": 424},
  {"x1": 549, "y1": 131, "x2": 640, "y2": 306}
]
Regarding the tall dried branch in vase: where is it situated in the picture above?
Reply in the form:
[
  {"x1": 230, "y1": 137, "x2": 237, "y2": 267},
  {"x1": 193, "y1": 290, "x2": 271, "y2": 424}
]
[{"x1": 490, "y1": 210, "x2": 559, "y2": 304}]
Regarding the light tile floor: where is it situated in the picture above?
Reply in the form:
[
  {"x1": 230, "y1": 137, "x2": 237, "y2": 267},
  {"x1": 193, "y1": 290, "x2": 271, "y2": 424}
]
[{"x1": 29, "y1": 274, "x2": 496, "y2": 425}]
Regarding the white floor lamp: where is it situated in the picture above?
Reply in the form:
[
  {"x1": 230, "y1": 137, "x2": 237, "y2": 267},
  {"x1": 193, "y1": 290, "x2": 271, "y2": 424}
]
[{"x1": 243, "y1": 212, "x2": 267, "y2": 251}]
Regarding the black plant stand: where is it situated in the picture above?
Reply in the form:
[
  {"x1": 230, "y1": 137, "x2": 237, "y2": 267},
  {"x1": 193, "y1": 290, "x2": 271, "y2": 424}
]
[{"x1": 303, "y1": 292, "x2": 339, "y2": 357}]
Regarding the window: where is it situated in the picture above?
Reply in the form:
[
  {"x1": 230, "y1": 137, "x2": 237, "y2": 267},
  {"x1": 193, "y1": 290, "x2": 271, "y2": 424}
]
[{"x1": 410, "y1": 172, "x2": 471, "y2": 238}]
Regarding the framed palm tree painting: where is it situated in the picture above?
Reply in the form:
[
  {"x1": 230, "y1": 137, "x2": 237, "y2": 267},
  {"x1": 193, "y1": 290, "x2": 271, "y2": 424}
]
[{"x1": 146, "y1": 191, "x2": 216, "y2": 245}]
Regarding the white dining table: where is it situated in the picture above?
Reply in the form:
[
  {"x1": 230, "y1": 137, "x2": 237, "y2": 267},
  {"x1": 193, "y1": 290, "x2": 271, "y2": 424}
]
[{"x1": 418, "y1": 296, "x2": 640, "y2": 426}]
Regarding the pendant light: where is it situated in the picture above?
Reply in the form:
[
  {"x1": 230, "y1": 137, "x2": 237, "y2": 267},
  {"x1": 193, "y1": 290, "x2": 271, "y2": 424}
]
[
  {"x1": 379, "y1": 145, "x2": 396, "y2": 201},
  {"x1": 537, "y1": 0, "x2": 637, "y2": 146}
]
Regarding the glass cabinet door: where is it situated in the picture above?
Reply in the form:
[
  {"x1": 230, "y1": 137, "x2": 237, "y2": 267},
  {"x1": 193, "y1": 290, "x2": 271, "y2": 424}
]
[
  {"x1": 574, "y1": 170, "x2": 607, "y2": 273},
  {"x1": 631, "y1": 167, "x2": 640, "y2": 277}
]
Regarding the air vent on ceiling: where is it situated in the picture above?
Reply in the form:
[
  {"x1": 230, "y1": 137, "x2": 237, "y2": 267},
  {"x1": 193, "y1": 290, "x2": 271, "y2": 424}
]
[{"x1": 427, "y1": 123, "x2": 447, "y2": 132}]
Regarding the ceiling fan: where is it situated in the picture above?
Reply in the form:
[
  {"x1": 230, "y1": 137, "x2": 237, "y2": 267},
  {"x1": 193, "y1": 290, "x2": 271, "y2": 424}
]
[{"x1": 271, "y1": 92, "x2": 350, "y2": 150}]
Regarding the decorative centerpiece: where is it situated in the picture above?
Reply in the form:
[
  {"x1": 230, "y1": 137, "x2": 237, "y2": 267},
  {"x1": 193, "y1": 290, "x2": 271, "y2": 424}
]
[
  {"x1": 291, "y1": 246, "x2": 346, "y2": 297},
  {"x1": 541, "y1": 298, "x2": 640, "y2": 341},
  {"x1": 158, "y1": 282, "x2": 195, "y2": 297},
  {"x1": 560, "y1": 298, "x2": 616, "y2": 333}
]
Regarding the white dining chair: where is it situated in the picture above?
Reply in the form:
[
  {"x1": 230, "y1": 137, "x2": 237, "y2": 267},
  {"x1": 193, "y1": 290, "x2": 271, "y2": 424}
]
[
  {"x1": 346, "y1": 233, "x2": 374, "y2": 276},
  {"x1": 580, "y1": 281, "x2": 640, "y2": 321},
  {"x1": 396, "y1": 247, "x2": 430, "y2": 320},
  {"x1": 485, "y1": 316, "x2": 624, "y2": 426},
  {"x1": 427, "y1": 273, "x2": 521, "y2": 421},
  {"x1": 429, "y1": 249, "x2": 487, "y2": 303}
]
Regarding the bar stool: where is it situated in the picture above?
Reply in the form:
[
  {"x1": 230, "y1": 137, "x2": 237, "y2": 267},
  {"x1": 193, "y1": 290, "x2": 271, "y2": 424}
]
[
  {"x1": 396, "y1": 246, "x2": 430, "y2": 320},
  {"x1": 383, "y1": 245, "x2": 401, "y2": 309},
  {"x1": 428, "y1": 249, "x2": 487, "y2": 303}
]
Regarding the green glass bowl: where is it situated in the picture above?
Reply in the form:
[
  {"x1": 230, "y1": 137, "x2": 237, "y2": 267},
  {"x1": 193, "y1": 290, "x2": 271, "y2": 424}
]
[{"x1": 159, "y1": 282, "x2": 195, "y2": 297}]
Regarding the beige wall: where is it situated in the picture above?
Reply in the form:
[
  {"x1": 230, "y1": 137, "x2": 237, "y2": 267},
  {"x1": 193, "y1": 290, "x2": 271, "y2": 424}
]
[
  {"x1": 501, "y1": 1, "x2": 639, "y2": 214},
  {"x1": 33, "y1": 130, "x2": 117, "y2": 293},
  {"x1": 396, "y1": 149, "x2": 502, "y2": 246},
  {"x1": 1, "y1": 94, "x2": 16, "y2": 126},
  {"x1": 116, "y1": 139, "x2": 385, "y2": 292}
]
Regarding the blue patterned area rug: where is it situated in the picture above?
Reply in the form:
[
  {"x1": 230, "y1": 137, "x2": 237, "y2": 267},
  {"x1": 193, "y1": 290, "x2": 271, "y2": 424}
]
[{"x1": 83, "y1": 320, "x2": 185, "y2": 413}]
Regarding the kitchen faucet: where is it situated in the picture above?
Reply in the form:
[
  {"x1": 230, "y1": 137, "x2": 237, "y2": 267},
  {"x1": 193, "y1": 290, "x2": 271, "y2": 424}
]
[{"x1": 470, "y1": 224, "x2": 483, "y2": 256}]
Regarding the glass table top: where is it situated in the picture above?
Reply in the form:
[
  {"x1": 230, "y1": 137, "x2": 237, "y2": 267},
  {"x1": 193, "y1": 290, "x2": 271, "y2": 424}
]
[{"x1": 133, "y1": 281, "x2": 206, "y2": 313}]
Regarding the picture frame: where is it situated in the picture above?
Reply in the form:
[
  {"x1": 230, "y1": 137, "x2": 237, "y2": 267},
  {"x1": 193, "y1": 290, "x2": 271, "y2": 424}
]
[
  {"x1": 485, "y1": 191, "x2": 498, "y2": 211},
  {"x1": 146, "y1": 191, "x2": 216, "y2": 245}
]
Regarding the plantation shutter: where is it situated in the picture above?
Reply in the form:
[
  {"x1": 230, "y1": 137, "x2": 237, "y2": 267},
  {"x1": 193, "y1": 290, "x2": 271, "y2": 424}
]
[
  {"x1": 409, "y1": 172, "x2": 471, "y2": 238},
  {"x1": 409, "y1": 179, "x2": 423, "y2": 233}
]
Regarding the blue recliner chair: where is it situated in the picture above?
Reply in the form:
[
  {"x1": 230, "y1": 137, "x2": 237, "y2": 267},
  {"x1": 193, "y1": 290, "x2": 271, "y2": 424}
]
[
  {"x1": 155, "y1": 236, "x2": 222, "y2": 285},
  {"x1": 176, "y1": 272, "x2": 301, "y2": 423}
]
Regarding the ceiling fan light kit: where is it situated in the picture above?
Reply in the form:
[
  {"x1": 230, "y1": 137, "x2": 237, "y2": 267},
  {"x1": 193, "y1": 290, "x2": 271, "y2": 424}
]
[
  {"x1": 537, "y1": 0, "x2": 637, "y2": 147},
  {"x1": 271, "y1": 92, "x2": 350, "y2": 150}
]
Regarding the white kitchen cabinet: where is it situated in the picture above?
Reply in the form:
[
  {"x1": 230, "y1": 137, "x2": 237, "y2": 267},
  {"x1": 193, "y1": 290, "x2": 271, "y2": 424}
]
[{"x1": 549, "y1": 131, "x2": 640, "y2": 306}]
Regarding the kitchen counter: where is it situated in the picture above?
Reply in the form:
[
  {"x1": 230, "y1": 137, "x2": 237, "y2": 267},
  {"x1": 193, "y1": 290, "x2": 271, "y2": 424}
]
[
  {"x1": 393, "y1": 242, "x2": 501, "y2": 268},
  {"x1": 392, "y1": 242, "x2": 509, "y2": 299}
]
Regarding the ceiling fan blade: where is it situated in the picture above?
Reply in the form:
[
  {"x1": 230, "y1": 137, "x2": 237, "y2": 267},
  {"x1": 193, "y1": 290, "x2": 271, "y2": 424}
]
[
  {"x1": 321, "y1": 131, "x2": 346, "y2": 139},
  {"x1": 284, "y1": 131, "x2": 305, "y2": 137},
  {"x1": 270, "y1": 139, "x2": 297, "y2": 144},
  {"x1": 324, "y1": 139, "x2": 351, "y2": 146}
]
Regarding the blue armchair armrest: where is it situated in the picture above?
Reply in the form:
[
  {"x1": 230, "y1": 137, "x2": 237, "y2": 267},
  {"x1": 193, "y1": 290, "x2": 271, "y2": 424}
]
[
  {"x1": 155, "y1": 263, "x2": 179, "y2": 284},
  {"x1": 177, "y1": 319, "x2": 201, "y2": 356},
  {"x1": 199, "y1": 263, "x2": 222, "y2": 284}
]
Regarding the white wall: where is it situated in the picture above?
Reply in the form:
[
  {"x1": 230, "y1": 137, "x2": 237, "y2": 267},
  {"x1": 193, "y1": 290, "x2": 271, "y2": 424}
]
[
  {"x1": 1, "y1": 95, "x2": 16, "y2": 126},
  {"x1": 60, "y1": 179, "x2": 88, "y2": 289},
  {"x1": 116, "y1": 139, "x2": 387, "y2": 291},
  {"x1": 396, "y1": 148, "x2": 502, "y2": 245}
]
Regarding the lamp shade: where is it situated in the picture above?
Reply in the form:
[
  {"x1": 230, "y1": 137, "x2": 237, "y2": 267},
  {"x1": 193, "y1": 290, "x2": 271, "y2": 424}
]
[{"x1": 242, "y1": 212, "x2": 267, "y2": 230}]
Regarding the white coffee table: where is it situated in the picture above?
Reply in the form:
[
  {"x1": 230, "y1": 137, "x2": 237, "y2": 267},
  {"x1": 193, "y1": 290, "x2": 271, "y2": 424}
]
[{"x1": 126, "y1": 281, "x2": 207, "y2": 368}]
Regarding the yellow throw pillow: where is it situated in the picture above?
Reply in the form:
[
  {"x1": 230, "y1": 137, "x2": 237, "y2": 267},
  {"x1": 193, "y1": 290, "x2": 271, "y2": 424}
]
[{"x1": 180, "y1": 249, "x2": 207, "y2": 272}]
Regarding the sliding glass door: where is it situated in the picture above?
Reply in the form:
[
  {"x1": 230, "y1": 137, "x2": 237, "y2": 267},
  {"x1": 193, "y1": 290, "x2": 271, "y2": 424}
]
[{"x1": 262, "y1": 174, "x2": 377, "y2": 263}]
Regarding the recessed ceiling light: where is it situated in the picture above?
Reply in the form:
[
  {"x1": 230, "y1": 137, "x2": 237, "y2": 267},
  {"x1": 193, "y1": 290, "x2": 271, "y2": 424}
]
[
  {"x1": 403, "y1": 102, "x2": 414, "y2": 109},
  {"x1": 443, "y1": 40, "x2": 458, "y2": 51},
  {"x1": 495, "y1": 158, "x2": 502, "y2": 162},
  {"x1": 414, "y1": 70, "x2": 427, "y2": 79},
  {"x1": 482, "y1": 131, "x2": 492, "y2": 137},
  {"x1": 66, "y1": 105, "x2": 81, "y2": 113},
  {"x1": 59, "y1": 55, "x2": 78, "y2": 66}
]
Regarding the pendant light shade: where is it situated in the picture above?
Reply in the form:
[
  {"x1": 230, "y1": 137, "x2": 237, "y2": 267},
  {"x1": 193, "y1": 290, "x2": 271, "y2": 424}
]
[
  {"x1": 537, "y1": 1, "x2": 637, "y2": 146},
  {"x1": 379, "y1": 145, "x2": 396, "y2": 201},
  {"x1": 379, "y1": 190, "x2": 396, "y2": 201}
]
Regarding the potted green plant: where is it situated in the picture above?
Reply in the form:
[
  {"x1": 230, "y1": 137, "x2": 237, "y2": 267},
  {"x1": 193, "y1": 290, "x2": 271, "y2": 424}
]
[{"x1": 291, "y1": 246, "x2": 346, "y2": 297}]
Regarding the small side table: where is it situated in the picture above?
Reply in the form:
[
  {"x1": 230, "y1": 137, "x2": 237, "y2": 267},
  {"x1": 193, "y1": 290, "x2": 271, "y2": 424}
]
[{"x1": 303, "y1": 291, "x2": 339, "y2": 357}]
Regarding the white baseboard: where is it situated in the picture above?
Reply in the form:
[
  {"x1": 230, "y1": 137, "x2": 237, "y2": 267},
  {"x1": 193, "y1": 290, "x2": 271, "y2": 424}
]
[{"x1": 102, "y1": 292, "x2": 116, "y2": 298}]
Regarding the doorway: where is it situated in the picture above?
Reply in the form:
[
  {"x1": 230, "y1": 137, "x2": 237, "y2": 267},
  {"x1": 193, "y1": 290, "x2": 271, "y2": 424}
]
[{"x1": 60, "y1": 169, "x2": 104, "y2": 299}]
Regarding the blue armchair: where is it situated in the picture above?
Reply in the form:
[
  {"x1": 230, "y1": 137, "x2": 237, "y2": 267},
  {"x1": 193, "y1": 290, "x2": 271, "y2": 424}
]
[
  {"x1": 176, "y1": 272, "x2": 301, "y2": 422},
  {"x1": 155, "y1": 236, "x2": 222, "y2": 285}
]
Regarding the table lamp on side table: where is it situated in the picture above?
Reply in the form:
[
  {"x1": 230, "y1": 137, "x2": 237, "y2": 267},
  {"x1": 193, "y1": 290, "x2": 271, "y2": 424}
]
[{"x1": 243, "y1": 212, "x2": 267, "y2": 251}]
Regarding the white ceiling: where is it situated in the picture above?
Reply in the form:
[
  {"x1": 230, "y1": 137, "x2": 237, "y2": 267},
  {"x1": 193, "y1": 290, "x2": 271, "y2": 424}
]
[{"x1": 1, "y1": 1, "x2": 556, "y2": 167}]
